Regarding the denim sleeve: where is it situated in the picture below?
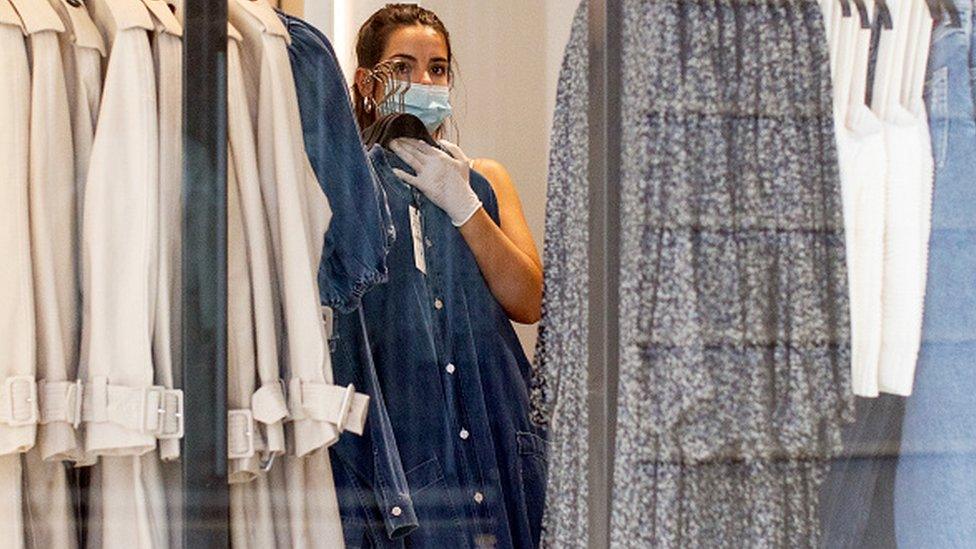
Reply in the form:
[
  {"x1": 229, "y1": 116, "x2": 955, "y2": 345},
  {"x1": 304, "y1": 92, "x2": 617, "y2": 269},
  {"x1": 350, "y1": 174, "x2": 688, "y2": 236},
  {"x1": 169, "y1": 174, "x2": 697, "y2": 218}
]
[
  {"x1": 331, "y1": 308, "x2": 418, "y2": 543},
  {"x1": 283, "y1": 15, "x2": 395, "y2": 313}
]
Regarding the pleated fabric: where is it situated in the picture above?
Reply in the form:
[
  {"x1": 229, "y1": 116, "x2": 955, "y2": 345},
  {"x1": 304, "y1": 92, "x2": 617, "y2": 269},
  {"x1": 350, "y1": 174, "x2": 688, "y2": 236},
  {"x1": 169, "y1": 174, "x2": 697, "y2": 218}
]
[
  {"x1": 531, "y1": 4, "x2": 591, "y2": 545},
  {"x1": 537, "y1": 1, "x2": 852, "y2": 546}
]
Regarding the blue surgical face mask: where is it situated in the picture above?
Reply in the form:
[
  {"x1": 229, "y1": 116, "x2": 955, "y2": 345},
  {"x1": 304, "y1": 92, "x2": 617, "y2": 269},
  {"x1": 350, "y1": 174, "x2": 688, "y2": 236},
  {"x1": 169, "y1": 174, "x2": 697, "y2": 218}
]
[{"x1": 380, "y1": 82, "x2": 453, "y2": 133}]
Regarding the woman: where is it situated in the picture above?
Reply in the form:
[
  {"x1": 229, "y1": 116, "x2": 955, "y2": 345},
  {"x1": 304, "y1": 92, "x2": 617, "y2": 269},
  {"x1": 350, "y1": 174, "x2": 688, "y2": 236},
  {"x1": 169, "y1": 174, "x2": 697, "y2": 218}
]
[
  {"x1": 353, "y1": 4, "x2": 543, "y2": 325},
  {"x1": 340, "y1": 6, "x2": 549, "y2": 549}
]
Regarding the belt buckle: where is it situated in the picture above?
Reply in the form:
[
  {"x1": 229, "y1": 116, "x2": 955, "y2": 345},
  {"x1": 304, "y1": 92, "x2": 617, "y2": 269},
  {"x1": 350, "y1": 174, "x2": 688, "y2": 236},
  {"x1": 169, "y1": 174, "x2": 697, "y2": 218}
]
[
  {"x1": 227, "y1": 409, "x2": 255, "y2": 460},
  {"x1": 69, "y1": 380, "x2": 84, "y2": 428},
  {"x1": 4, "y1": 376, "x2": 38, "y2": 427},
  {"x1": 334, "y1": 384, "x2": 356, "y2": 434},
  {"x1": 155, "y1": 389, "x2": 184, "y2": 440},
  {"x1": 142, "y1": 387, "x2": 184, "y2": 439}
]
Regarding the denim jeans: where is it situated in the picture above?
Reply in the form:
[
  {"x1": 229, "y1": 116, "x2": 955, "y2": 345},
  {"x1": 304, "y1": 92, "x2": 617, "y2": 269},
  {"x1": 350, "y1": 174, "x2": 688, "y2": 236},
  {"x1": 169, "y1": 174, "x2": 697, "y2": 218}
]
[{"x1": 894, "y1": 2, "x2": 976, "y2": 545}]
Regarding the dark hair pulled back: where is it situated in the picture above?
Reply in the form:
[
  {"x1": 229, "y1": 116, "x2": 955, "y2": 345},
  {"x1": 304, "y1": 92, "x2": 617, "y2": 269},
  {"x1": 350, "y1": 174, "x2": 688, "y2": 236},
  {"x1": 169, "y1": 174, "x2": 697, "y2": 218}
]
[{"x1": 352, "y1": 3, "x2": 453, "y2": 130}]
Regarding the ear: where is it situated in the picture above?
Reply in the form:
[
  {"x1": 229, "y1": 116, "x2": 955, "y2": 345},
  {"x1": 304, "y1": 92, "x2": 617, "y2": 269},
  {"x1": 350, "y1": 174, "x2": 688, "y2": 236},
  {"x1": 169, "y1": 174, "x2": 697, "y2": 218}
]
[{"x1": 354, "y1": 67, "x2": 375, "y2": 98}]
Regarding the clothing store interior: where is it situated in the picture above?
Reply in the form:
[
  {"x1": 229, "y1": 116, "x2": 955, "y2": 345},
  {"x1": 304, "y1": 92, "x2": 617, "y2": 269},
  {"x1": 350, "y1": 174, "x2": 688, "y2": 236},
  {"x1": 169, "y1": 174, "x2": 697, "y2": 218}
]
[{"x1": 1, "y1": 0, "x2": 975, "y2": 547}]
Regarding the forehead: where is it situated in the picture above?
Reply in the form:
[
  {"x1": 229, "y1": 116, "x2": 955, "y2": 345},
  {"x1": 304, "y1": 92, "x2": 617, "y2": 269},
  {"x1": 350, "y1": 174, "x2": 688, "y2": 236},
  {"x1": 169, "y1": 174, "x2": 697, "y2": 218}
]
[{"x1": 382, "y1": 25, "x2": 449, "y2": 60}]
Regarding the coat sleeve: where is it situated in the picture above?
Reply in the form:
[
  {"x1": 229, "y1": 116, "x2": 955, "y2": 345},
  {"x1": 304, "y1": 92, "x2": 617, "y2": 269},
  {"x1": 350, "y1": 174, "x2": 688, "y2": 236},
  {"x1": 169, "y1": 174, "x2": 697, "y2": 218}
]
[
  {"x1": 227, "y1": 36, "x2": 288, "y2": 473},
  {"x1": 22, "y1": 27, "x2": 80, "y2": 549},
  {"x1": 80, "y1": 27, "x2": 164, "y2": 456},
  {"x1": 0, "y1": 19, "x2": 38, "y2": 457},
  {"x1": 228, "y1": 5, "x2": 368, "y2": 457},
  {"x1": 150, "y1": 25, "x2": 184, "y2": 462},
  {"x1": 27, "y1": 29, "x2": 80, "y2": 462}
]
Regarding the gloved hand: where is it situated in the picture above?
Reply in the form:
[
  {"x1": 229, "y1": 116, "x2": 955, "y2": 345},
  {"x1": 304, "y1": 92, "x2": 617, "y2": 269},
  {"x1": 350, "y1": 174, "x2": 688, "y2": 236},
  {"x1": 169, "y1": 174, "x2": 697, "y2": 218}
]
[
  {"x1": 438, "y1": 139, "x2": 475, "y2": 169},
  {"x1": 390, "y1": 138, "x2": 483, "y2": 227}
]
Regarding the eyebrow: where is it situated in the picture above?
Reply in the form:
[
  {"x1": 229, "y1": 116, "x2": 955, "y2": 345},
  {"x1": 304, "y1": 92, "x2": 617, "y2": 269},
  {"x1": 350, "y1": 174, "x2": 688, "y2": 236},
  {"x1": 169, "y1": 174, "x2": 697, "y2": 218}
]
[{"x1": 390, "y1": 53, "x2": 449, "y2": 65}]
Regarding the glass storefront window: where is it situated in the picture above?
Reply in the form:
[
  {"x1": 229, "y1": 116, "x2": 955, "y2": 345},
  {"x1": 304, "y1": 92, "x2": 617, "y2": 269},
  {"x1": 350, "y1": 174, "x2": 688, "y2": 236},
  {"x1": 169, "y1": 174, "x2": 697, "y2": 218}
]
[{"x1": 2, "y1": 0, "x2": 973, "y2": 547}]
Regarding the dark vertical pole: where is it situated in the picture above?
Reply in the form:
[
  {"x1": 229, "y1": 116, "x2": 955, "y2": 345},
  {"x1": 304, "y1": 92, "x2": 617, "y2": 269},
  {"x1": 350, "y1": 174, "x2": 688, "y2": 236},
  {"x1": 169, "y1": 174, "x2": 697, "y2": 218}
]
[
  {"x1": 182, "y1": 0, "x2": 229, "y2": 546},
  {"x1": 587, "y1": 0, "x2": 623, "y2": 547}
]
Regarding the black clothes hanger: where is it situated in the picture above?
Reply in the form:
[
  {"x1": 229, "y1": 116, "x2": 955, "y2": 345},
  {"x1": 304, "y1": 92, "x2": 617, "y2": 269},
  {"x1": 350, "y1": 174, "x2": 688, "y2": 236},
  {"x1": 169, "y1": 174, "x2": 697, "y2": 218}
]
[
  {"x1": 875, "y1": 0, "x2": 894, "y2": 29},
  {"x1": 941, "y1": 0, "x2": 963, "y2": 27},
  {"x1": 361, "y1": 113, "x2": 439, "y2": 150},
  {"x1": 852, "y1": 0, "x2": 872, "y2": 28},
  {"x1": 839, "y1": 0, "x2": 853, "y2": 18},
  {"x1": 925, "y1": 0, "x2": 963, "y2": 27},
  {"x1": 838, "y1": 0, "x2": 869, "y2": 29}
]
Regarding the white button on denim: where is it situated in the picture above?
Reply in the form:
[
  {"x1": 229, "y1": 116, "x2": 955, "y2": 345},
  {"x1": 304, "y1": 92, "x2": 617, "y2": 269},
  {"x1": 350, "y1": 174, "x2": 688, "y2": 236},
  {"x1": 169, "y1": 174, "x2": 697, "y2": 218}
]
[
  {"x1": 474, "y1": 492, "x2": 484, "y2": 504},
  {"x1": 434, "y1": 298, "x2": 444, "y2": 310},
  {"x1": 446, "y1": 363, "x2": 456, "y2": 374},
  {"x1": 391, "y1": 506, "x2": 403, "y2": 517},
  {"x1": 459, "y1": 429, "x2": 470, "y2": 440}
]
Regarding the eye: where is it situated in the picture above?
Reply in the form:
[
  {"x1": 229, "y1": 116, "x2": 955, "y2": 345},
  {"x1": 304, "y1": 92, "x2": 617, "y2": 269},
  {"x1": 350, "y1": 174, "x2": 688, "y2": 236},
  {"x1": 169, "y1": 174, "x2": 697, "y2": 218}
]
[
  {"x1": 393, "y1": 60, "x2": 413, "y2": 76},
  {"x1": 431, "y1": 64, "x2": 449, "y2": 77}
]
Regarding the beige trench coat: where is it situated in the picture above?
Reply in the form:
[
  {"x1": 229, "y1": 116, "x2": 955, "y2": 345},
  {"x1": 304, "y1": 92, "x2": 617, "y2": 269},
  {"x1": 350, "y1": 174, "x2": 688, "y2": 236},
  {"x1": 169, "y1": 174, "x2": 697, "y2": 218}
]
[
  {"x1": 228, "y1": 0, "x2": 368, "y2": 546},
  {"x1": 227, "y1": 23, "x2": 294, "y2": 547},
  {"x1": 0, "y1": 3, "x2": 36, "y2": 547},
  {"x1": 48, "y1": 0, "x2": 105, "y2": 245},
  {"x1": 22, "y1": 1, "x2": 76, "y2": 462},
  {"x1": 14, "y1": 0, "x2": 79, "y2": 546},
  {"x1": 146, "y1": 0, "x2": 183, "y2": 463},
  {"x1": 83, "y1": 1, "x2": 180, "y2": 547},
  {"x1": 227, "y1": 22, "x2": 288, "y2": 485},
  {"x1": 44, "y1": 0, "x2": 104, "y2": 465},
  {"x1": 147, "y1": 4, "x2": 184, "y2": 546},
  {"x1": 83, "y1": 0, "x2": 160, "y2": 457}
]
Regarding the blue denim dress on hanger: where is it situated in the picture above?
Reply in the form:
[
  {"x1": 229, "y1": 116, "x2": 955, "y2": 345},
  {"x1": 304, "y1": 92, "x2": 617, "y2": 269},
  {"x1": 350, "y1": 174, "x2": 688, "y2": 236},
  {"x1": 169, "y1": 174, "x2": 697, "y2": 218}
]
[
  {"x1": 281, "y1": 13, "x2": 546, "y2": 547},
  {"x1": 281, "y1": 13, "x2": 420, "y2": 545},
  {"x1": 894, "y1": 2, "x2": 976, "y2": 545},
  {"x1": 337, "y1": 146, "x2": 546, "y2": 549}
]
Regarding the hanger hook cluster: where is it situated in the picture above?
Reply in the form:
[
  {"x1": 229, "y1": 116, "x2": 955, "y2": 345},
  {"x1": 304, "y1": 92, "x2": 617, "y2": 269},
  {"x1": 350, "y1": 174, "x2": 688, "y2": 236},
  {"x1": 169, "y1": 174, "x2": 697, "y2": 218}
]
[{"x1": 366, "y1": 60, "x2": 412, "y2": 116}]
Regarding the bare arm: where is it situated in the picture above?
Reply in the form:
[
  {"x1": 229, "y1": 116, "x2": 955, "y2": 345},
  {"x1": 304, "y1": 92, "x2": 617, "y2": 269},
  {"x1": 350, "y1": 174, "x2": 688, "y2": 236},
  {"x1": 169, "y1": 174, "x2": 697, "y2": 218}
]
[{"x1": 458, "y1": 159, "x2": 543, "y2": 324}]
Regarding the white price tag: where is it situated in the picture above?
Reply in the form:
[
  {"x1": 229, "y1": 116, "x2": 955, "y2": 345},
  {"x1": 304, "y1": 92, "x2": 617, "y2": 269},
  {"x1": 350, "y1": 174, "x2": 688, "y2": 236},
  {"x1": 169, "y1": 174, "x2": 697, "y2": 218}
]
[{"x1": 410, "y1": 205, "x2": 427, "y2": 275}]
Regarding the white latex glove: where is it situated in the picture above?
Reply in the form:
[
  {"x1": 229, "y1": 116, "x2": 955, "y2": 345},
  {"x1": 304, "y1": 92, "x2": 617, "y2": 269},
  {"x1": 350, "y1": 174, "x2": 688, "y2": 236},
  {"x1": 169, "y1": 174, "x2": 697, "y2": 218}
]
[
  {"x1": 438, "y1": 139, "x2": 475, "y2": 169},
  {"x1": 390, "y1": 138, "x2": 483, "y2": 227}
]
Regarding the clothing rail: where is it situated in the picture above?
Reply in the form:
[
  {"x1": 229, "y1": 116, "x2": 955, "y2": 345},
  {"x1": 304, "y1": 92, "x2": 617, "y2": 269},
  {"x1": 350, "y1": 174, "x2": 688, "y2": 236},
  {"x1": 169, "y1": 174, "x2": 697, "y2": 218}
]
[
  {"x1": 586, "y1": 0, "x2": 623, "y2": 548},
  {"x1": 182, "y1": 0, "x2": 230, "y2": 546}
]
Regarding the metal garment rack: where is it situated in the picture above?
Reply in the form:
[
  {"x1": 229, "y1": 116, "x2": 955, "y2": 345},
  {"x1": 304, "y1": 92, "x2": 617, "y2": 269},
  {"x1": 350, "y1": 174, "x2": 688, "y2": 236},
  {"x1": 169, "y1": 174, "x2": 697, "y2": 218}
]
[
  {"x1": 181, "y1": 0, "x2": 230, "y2": 546},
  {"x1": 587, "y1": 0, "x2": 623, "y2": 548},
  {"x1": 176, "y1": 0, "x2": 623, "y2": 546}
]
